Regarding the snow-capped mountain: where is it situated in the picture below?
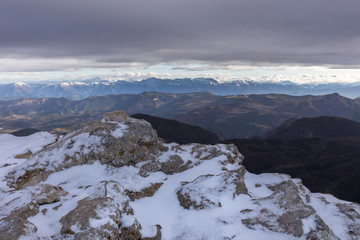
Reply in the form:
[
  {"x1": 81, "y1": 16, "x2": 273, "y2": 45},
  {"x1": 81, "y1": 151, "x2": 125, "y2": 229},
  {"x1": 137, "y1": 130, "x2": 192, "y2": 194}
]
[
  {"x1": 0, "y1": 111, "x2": 359, "y2": 239},
  {"x1": 1, "y1": 78, "x2": 360, "y2": 100}
]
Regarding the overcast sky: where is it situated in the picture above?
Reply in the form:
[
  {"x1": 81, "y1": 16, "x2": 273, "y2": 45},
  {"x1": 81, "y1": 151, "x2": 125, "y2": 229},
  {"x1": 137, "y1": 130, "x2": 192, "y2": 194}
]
[{"x1": 1, "y1": 0, "x2": 360, "y2": 83}]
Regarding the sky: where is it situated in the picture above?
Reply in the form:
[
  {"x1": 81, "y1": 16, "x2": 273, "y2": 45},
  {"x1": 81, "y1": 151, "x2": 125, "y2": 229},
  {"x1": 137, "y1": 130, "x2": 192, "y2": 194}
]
[{"x1": 1, "y1": 0, "x2": 360, "y2": 83}]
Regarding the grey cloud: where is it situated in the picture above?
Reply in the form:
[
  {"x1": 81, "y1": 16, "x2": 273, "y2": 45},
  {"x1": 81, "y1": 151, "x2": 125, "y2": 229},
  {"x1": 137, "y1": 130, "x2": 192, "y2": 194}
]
[{"x1": 0, "y1": 0, "x2": 360, "y2": 69}]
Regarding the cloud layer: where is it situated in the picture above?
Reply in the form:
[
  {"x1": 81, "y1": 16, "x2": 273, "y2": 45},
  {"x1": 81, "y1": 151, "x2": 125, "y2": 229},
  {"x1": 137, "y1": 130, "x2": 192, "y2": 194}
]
[{"x1": 1, "y1": 0, "x2": 360, "y2": 72}]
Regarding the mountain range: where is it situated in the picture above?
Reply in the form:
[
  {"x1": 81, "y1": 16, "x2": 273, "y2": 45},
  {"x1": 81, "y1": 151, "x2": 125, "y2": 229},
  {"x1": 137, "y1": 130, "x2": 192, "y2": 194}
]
[
  {"x1": 1, "y1": 92, "x2": 360, "y2": 139},
  {"x1": 2, "y1": 77, "x2": 360, "y2": 100}
]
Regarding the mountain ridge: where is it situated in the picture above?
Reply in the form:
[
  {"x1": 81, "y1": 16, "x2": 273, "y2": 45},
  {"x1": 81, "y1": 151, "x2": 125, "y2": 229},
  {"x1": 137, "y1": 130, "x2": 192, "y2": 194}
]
[
  {"x1": 2, "y1": 92, "x2": 360, "y2": 139},
  {"x1": 2, "y1": 77, "x2": 360, "y2": 100}
]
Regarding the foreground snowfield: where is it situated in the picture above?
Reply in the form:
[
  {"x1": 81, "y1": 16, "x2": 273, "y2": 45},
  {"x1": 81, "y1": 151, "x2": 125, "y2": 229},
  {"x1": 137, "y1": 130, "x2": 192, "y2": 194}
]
[
  {"x1": 0, "y1": 132, "x2": 56, "y2": 191},
  {"x1": 0, "y1": 111, "x2": 359, "y2": 240}
]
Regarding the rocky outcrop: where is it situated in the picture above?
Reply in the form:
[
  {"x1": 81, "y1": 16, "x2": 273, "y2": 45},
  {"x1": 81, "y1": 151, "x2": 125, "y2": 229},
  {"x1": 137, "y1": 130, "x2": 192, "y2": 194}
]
[
  {"x1": 177, "y1": 166, "x2": 248, "y2": 210},
  {"x1": 0, "y1": 202, "x2": 39, "y2": 240},
  {"x1": 58, "y1": 181, "x2": 130, "y2": 239},
  {"x1": 0, "y1": 111, "x2": 359, "y2": 240},
  {"x1": 126, "y1": 183, "x2": 164, "y2": 201},
  {"x1": 242, "y1": 180, "x2": 339, "y2": 239},
  {"x1": 34, "y1": 184, "x2": 68, "y2": 205},
  {"x1": 6, "y1": 111, "x2": 168, "y2": 190}
]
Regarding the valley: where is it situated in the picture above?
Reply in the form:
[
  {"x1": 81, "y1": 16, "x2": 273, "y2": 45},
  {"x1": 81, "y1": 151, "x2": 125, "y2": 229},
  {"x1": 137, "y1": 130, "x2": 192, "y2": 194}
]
[{"x1": 2, "y1": 92, "x2": 360, "y2": 139}]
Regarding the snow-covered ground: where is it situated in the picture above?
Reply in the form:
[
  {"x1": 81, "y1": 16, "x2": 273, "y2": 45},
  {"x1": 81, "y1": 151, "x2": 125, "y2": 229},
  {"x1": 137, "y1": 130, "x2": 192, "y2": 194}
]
[
  {"x1": 0, "y1": 132, "x2": 56, "y2": 191},
  {"x1": 0, "y1": 118, "x2": 359, "y2": 240}
]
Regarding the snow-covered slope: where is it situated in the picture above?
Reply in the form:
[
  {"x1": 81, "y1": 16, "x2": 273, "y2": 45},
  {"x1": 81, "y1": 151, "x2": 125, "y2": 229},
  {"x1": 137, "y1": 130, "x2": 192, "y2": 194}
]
[{"x1": 0, "y1": 111, "x2": 359, "y2": 240}]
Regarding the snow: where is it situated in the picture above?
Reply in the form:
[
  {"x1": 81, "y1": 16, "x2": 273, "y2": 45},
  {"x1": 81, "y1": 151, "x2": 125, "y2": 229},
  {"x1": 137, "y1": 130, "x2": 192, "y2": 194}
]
[
  {"x1": 244, "y1": 172, "x2": 290, "y2": 198},
  {"x1": 111, "y1": 122, "x2": 128, "y2": 138},
  {"x1": 302, "y1": 215, "x2": 316, "y2": 235},
  {"x1": 8, "y1": 131, "x2": 104, "y2": 182},
  {"x1": 26, "y1": 161, "x2": 165, "y2": 238},
  {"x1": 0, "y1": 128, "x2": 359, "y2": 240},
  {"x1": 308, "y1": 193, "x2": 353, "y2": 240},
  {"x1": 130, "y1": 156, "x2": 299, "y2": 240},
  {"x1": 0, "y1": 132, "x2": 56, "y2": 190}
]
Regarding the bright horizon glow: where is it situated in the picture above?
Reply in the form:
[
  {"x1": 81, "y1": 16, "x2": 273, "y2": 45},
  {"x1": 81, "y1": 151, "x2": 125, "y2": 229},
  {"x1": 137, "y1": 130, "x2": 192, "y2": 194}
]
[{"x1": 1, "y1": 63, "x2": 360, "y2": 85}]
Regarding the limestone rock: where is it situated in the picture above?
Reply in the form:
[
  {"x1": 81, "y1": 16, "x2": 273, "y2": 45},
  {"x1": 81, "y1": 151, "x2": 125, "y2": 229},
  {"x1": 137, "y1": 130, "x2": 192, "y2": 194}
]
[
  {"x1": 6, "y1": 111, "x2": 168, "y2": 189},
  {"x1": 190, "y1": 144, "x2": 243, "y2": 164},
  {"x1": 242, "y1": 180, "x2": 339, "y2": 239},
  {"x1": 14, "y1": 150, "x2": 33, "y2": 159},
  {"x1": 160, "y1": 154, "x2": 192, "y2": 174},
  {"x1": 0, "y1": 202, "x2": 39, "y2": 240},
  {"x1": 33, "y1": 184, "x2": 68, "y2": 205},
  {"x1": 119, "y1": 219, "x2": 142, "y2": 240},
  {"x1": 177, "y1": 166, "x2": 248, "y2": 210},
  {"x1": 126, "y1": 182, "x2": 163, "y2": 201},
  {"x1": 335, "y1": 203, "x2": 360, "y2": 238},
  {"x1": 59, "y1": 181, "x2": 127, "y2": 239},
  {"x1": 0, "y1": 217, "x2": 39, "y2": 240},
  {"x1": 120, "y1": 220, "x2": 162, "y2": 240}
]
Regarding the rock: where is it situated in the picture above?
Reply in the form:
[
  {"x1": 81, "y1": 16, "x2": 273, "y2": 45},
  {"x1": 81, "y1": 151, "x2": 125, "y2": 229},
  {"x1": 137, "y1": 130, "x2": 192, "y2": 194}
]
[
  {"x1": 306, "y1": 215, "x2": 340, "y2": 240},
  {"x1": 335, "y1": 203, "x2": 360, "y2": 238},
  {"x1": 139, "y1": 161, "x2": 162, "y2": 177},
  {"x1": 33, "y1": 184, "x2": 68, "y2": 205},
  {"x1": 103, "y1": 111, "x2": 128, "y2": 122},
  {"x1": 0, "y1": 217, "x2": 39, "y2": 240},
  {"x1": 177, "y1": 166, "x2": 248, "y2": 210},
  {"x1": 14, "y1": 150, "x2": 33, "y2": 159},
  {"x1": 11, "y1": 168, "x2": 46, "y2": 190},
  {"x1": 119, "y1": 219, "x2": 142, "y2": 240},
  {"x1": 59, "y1": 181, "x2": 128, "y2": 239},
  {"x1": 0, "y1": 202, "x2": 40, "y2": 240},
  {"x1": 126, "y1": 182, "x2": 163, "y2": 201},
  {"x1": 242, "y1": 180, "x2": 339, "y2": 239},
  {"x1": 160, "y1": 154, "x2": 191, "y2": 174},
  {"x1": 6, "y1": 111, "x2": 168, "y2": 189},
  {"x1": 60, "y1": 197, "x2": 121, "y2": 237},
  {"x1": 190, "y1": 144, "x2": 243, "y2": 164},
  {"x1": 120, "y1": 220, "x2": 162, "y2": 240}
]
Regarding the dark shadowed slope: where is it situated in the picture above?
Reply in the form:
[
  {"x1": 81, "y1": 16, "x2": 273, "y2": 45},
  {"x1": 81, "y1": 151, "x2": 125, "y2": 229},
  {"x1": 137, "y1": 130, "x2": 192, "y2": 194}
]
[
  {"x1": 10, "y1": 128, "x2": 40, "y2": 136},
  {"x1": 223, "y1": 116, "x2": 360, "y2": 203},
  {"x1": 265, "y1": 116, "x2": 360, "y2": 139},
  {"x1": 131, "y1": 113, "x2": 220, "y2": 144}
]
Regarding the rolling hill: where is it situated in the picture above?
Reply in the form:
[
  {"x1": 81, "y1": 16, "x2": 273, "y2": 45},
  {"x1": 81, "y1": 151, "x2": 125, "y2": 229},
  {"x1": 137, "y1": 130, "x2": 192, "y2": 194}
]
[{"x1": 2, "y1": 92, "x2": 360, "y2": 139}]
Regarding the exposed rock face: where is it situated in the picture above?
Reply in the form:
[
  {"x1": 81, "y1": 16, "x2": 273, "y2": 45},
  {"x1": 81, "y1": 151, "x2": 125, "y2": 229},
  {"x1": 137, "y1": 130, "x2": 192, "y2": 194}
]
[
  {"x1": 119, "y1": 219, "x2": 142, "y2": 240},
  {"x1": 126, "y1": 183, "x2": 164, "y2": 201},
  {"x1": 242, "y1": 180, "x2": 340, "y2": 239},
  {"x1": 177, "y1": 166, "x2": 248, "y2": 210},
  {"x1": 0, "y1": 202, "x2": 39, "y2": 240},
  {"x1": 6, "y1": 111, "x2": 168, "y2": 190},
  {"x1": 0, "y1": 111, "x2": 359, "y2": 240},
  {"x1": 34, "y1": 184, "x2": 68, "y2": 205}
]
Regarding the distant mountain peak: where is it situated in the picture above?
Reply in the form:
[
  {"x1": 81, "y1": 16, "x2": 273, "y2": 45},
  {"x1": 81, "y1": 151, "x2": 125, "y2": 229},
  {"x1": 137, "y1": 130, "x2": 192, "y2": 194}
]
[{"x1": 1, "y1": 78, "x2": 360, "y2": 100}]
